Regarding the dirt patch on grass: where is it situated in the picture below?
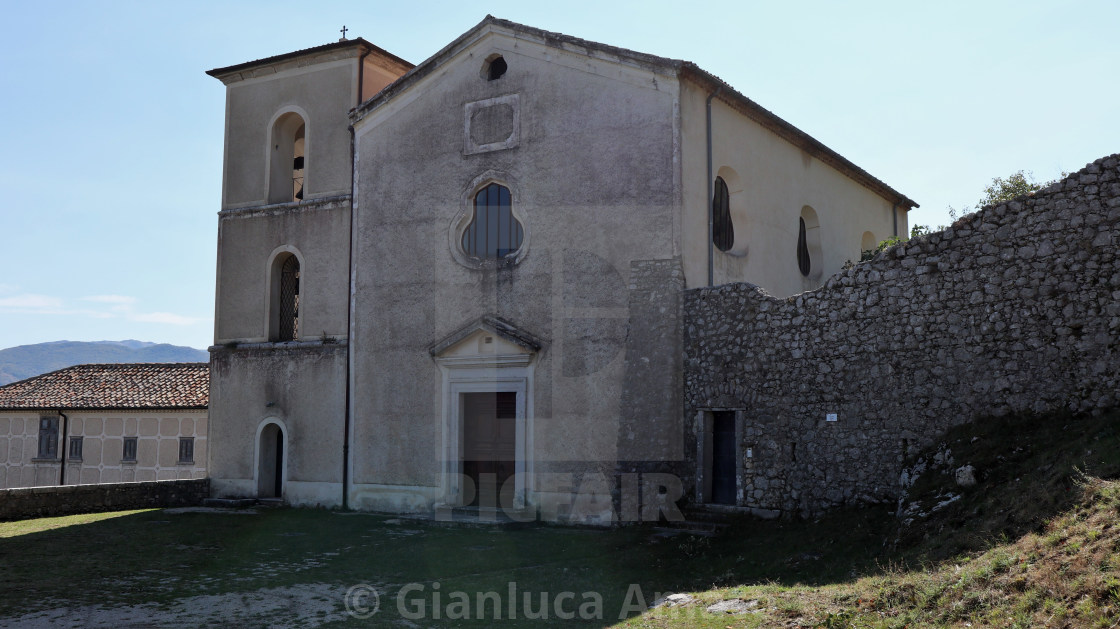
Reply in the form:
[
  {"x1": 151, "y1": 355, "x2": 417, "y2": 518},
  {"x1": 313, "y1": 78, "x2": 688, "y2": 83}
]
[
  {"x1": 0, "y1": 583, "x2": 349, "y2": 628},
  {"x1": 162, "y1": 507, "x2": 258, "y2": 515}
]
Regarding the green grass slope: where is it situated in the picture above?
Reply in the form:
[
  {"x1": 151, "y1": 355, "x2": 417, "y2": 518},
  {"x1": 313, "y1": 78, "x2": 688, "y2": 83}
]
[{"x1": 621, "y1": 410, "x2": 1120, "y2": 628}]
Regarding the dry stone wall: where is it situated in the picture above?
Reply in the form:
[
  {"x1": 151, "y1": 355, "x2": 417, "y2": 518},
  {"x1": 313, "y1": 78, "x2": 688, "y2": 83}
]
[
  {"x1": 684, "y1": 154, "x2": 1120, "y2": 517},
  {"x1": 0, "y1": 479, "x2": 209, "y2": 521}
]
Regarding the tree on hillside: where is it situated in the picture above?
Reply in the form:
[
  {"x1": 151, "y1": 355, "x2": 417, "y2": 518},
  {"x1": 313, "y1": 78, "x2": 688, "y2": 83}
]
[
  {"x1": 978, "y1": 171, "x2": 1043, "y2": 206},
  {"x1": 863, "y1": 169, "x2": 1067, "y2": 261},
  {"x1": 950, "y1": 169, "x2": 1067, "y2": 220}
]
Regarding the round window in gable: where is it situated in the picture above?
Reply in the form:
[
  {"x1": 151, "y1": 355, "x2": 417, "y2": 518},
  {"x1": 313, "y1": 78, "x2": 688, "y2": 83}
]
[
  {"x1": 462, "y1": 183, "x2": 523, "y2": 260},
  {"x1": 483, "y1": 54, "x2": 507, "y2": 81}
]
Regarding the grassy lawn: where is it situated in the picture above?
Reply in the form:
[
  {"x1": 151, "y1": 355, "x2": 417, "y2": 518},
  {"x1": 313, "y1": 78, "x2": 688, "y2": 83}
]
[
  {"x1": 0, "y1": 501, "x2": 891, "y2": 627},
  {"x1": 0, "y1": 410, "x2": 1116, "y2": 627}
]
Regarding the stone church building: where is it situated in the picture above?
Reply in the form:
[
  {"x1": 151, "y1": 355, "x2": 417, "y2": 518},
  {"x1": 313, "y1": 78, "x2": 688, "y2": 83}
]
[{"x1": 205, "y1": 16, "x2": 914, "y2": 522}]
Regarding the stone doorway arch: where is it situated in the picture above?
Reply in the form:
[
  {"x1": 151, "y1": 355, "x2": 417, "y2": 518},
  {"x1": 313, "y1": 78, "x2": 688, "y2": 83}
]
[{"x1": 256, "y1": 419, "x2": 287, "y2": 499}]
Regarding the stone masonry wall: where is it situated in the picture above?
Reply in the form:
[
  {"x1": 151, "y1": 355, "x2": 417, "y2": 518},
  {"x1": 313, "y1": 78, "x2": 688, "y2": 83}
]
[
  {"x1": 684, "y1": 154, "x2": 1120, "y2": 517},
  {"x1": 0, "y1": 479, "x2": 209, "y2": 521}
]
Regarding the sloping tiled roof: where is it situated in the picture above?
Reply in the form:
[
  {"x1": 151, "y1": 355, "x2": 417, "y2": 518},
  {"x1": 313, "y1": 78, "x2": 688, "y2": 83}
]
[
  {"x1": 0, "y1": 363, "x2": 209, "y2": 411},
  {"x1": 677, "y1": 63, "x2": 920, "y2": 209},
  {"x1": 205, "y1": 37, "x2": 412, "y2": 80}
]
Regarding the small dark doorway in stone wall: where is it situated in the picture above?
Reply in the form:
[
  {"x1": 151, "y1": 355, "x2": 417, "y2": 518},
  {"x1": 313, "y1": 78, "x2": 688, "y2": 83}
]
[
  {"x1": 463, "y1": 392, "x2": 516, "y2": 508},
  {"x1": 258, "y1": 423, "x2": 285, "y2": 499},
  {"x1": 710, "y1": 411, "x2": 737, "y2": 505}
]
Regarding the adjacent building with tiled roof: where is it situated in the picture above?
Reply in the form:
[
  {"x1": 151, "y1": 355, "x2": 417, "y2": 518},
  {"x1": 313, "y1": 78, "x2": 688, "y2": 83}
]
[
  {"x1": 0, "y1": 363, "x2": 209, "y2": 490},
  {"x1": 0, "y1": 363, "x2": 208, "y2": 410}
]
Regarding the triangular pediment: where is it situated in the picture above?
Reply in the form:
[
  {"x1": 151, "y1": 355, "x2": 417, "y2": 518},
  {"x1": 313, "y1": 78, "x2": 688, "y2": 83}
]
[
  {"x1": 348, "y1": 17, "x2": 915, "y2": 209},
  {"x1": 351, "y1": 15, "x2": 680, "y2": 126},
  {"x1": 429, "y1": 315, "x2": 543, "y2": 361}
]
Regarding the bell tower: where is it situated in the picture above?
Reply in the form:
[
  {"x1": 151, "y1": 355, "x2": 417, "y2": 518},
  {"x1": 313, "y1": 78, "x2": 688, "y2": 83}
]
[{"x1": 204, "y1": 37, "x2": 410, "y2": 506}]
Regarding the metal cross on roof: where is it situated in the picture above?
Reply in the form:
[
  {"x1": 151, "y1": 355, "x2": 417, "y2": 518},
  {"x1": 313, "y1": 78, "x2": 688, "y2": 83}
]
[{"x1": 339, "y1": 25, "x2": 348, "y2": 41}]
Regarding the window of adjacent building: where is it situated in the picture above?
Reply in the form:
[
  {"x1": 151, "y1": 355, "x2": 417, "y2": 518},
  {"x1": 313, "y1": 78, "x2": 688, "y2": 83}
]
[
  {"x1": 269, "y1": 252, "x2": 301, "y2": 342},
  {"x1": 268, "y1": 112, "x2": 307, "y2": 204},
  {"x1": 712, "y1": 176, "x2": 733, "y2": 252},
  {"x1": 68, "y1": 436, "x2": 83, "y2": 461},
  {"x1": 178, "y1": 437, "x2": 194, "y2": 464},
  {"x1": 461, "y1": 183, "x2": 523, "y2": 259},
  {"x1": 37, "y1": 416, "x2": 58, "y2": 459},
  {"x1": 122, "y1": 437, "x2": 138, "y2": 462}
]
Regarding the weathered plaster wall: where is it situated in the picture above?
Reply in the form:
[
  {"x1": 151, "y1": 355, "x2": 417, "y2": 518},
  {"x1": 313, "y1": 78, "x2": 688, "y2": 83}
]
[
  {"x1": 617, "y1": 258, "x2": 685, "y2": 464},
  {"x1": 361, "y1": 55, "x2": 408, "y2": 102},
  {"x1": 218, "y1": 54, "x2": 358, "y2": 208},
  {"x1": 684, "y1": 155, "x2": 1120, "y2": 517},
  {"x1": 0, "y1": 410, "x2": 207, "y2": 490},
  {"x1": 349, "y1": 28, "x2": 683, "y2": 517},
  {"x1": 0, "y1": 479, "x2": 209, "y2": 522},
  {"x1": 214, "y1": 199, "x2": 351, "y2": 343},
  {"x1": 678, "y1": 79, "x2": 907, "y2": 296},
  {"x1": 208, "y1": 343, "x2": 346, "y2": 507}
]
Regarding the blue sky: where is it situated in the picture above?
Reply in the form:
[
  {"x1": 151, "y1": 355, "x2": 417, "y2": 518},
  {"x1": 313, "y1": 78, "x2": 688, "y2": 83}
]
[{"x1": 1, "y1": 0, "x2": 1116, "y2": 350}]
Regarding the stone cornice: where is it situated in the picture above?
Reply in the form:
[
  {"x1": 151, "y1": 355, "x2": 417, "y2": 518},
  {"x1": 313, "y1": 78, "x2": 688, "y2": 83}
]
[{"x1": 217, "y1": 195, "x2": 351, "y2": 219}]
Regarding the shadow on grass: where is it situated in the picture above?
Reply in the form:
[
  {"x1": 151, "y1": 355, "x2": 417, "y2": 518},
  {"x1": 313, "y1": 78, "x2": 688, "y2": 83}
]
[
  {"x1": 891, "y1": 409, "x2": 1120, "y2": 562},
  {"x1": 0, "y1": 503, "x2": 891, "y2": 626},
  {"x1": 0, "y1": 410, "x2": 1114, "y2": 626},
  {"x1": 0, "y1": 502, "x2": 902, "y2": 626}
]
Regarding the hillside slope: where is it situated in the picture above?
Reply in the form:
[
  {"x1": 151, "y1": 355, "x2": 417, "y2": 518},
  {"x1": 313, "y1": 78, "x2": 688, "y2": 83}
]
[
  {"x1": 618, "y1": 410, "x2": 1120, "y2": 628},
  {"x1": 0, "y1": 341, "x2": 208, "y2": 385}
]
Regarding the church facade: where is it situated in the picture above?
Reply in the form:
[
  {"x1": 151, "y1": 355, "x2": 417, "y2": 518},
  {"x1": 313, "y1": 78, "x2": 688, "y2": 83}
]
[{"x1": 205, "y1": 16, "x2": 914, "y2": 523}]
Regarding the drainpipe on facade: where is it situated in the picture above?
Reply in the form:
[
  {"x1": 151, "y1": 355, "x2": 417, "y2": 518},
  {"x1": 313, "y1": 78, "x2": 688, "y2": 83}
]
[
  {"x1": 357, "y1": 49, "x2": 370, "y2": 108},
  {"x1": 706, "y1": 86, "x2": 723, "y2": 287},
  {"x1": 57, "y1": 410, "x2": 68, "y2": 486},
  {"x1": 342, "y1": 123, "x2": 357, "y2": 511},
  {"x1": 342, "y1": 47, "x2": 373, "y2": 510},
  {"x1": 891, "y1": 201, "x2": 899, "y2": 238}
]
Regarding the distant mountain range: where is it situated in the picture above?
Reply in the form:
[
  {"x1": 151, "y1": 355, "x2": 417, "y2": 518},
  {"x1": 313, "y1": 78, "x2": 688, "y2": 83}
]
[{"x1": 0, "y1": 340, "x2": 209, "y2": 385}]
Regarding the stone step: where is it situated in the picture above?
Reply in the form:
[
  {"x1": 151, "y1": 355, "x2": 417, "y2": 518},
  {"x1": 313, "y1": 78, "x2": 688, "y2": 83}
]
[
  {"x1": 431, "y1": 504, "x2": 537, "y2": 528},
  {"x1": 202, "y1": 498, "x2": 257, "y2": 509},
  {"x1": 683, "y1": 504, "x2": 781, "y2": 523},
  {"x1": 681, "y1": 506, "x2": 741, "y2": 524},
  {"x1": 652, "y1": 520, "x2": 725, "y2": 537}
]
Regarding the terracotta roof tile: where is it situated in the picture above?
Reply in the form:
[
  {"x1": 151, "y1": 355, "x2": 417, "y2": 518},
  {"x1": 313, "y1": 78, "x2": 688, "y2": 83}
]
[
  {"x1": 205, "y1": 37, "x2": 412, "y2": 80},
  {"x1": 0, "y1": 363, "x2": 209, "y2": 410}
]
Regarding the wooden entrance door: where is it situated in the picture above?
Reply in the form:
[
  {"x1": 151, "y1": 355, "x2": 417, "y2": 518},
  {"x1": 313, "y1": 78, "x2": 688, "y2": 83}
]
[
  {"x1": 462, "y1": 392, "x2": 516, "y2": 508},
  {"x1": 710, "y1": 411, "x2": 736, "y2": 505}
]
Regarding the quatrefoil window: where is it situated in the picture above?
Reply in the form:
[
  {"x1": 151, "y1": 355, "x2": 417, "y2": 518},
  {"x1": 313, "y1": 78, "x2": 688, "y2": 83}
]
[{"x1": 461, "y1": 183, "x2": 524, "y2": 259}]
